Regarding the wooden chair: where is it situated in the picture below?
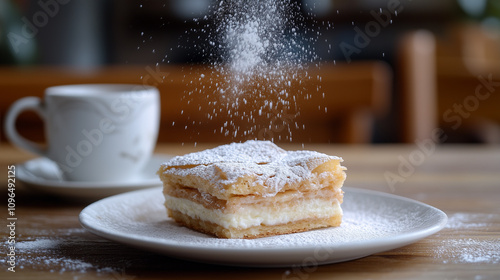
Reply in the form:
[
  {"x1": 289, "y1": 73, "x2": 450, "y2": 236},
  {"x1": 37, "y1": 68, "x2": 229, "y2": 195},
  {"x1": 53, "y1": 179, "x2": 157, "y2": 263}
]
[
  {"x1": 398, "y1": 26, "x2": 500, "y2": 143},
  {"x1": 0, "y1": 61, "x2": 391, "y2": 144},
  {"x1": 397, "y1": 30, "x2": 438, "y2": 143}
]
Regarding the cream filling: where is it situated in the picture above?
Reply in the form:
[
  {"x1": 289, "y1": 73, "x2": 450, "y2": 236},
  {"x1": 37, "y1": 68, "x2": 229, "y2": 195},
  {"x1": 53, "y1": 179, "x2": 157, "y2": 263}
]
[{"x1": 164, "y1": 195, "x2": 342, "y2": 229}]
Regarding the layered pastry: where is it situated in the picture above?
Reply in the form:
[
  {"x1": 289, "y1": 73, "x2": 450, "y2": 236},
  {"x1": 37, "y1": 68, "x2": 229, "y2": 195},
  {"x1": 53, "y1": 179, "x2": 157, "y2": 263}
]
[{"x1": 157, "y1": 140, "x2": 346, "y2": 239}]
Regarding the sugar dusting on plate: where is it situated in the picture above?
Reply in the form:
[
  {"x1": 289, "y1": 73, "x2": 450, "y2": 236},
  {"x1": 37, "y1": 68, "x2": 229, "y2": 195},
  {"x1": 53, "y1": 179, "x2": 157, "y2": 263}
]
[{"x1": 80, "y1": 187, "x2": 442, "y2": 250}]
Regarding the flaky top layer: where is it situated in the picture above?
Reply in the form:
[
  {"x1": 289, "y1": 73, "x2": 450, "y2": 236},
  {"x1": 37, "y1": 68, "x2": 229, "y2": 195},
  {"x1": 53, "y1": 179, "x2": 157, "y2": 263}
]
[
  {"x1": 157, "y1": 140, "x2": 344, "y2": 198},
  {"x1": 165, "y1": 140, "x2": 287, "y2": 166}
]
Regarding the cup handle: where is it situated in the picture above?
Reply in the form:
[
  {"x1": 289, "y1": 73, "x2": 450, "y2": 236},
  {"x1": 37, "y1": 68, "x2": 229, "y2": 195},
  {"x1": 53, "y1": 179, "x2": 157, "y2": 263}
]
[{"x1": 4, "y1": 97, "x2": 48, "y2": 157}]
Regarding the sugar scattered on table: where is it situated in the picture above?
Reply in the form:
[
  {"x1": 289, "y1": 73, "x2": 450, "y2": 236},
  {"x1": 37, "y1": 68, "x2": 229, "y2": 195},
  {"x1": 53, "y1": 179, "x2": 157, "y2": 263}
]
[
  {"x1": 433, "y1": 212, "x2": 500, "y2": 264},
  {"x1": 3, "y1": 238, "x2": 122, "y2": 275},
  {"x1": 15, "y1": 239, "x2": 62, "y2": 250}
]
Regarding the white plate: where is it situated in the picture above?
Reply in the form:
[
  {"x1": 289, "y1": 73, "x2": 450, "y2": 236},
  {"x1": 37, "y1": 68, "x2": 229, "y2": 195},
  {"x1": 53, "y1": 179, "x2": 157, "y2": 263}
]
[
  {"x1": 16, "y1": 154, "x2": 172, "y2": 199},
  {"x1": 79, "y1": 187, "x2": 447, "y2": 267}
]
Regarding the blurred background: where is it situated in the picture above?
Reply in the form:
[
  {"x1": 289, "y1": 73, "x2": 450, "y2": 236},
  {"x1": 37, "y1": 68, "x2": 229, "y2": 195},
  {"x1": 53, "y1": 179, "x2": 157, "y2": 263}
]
[{"x1": 1, "y1": 0, "x2": 500, "y2": 144}]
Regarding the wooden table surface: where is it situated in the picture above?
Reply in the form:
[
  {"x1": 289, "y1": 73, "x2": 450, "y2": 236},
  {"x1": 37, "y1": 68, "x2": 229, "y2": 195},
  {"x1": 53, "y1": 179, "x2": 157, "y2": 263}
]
[{"x1": 1, "y1": 142, "x2": 499, "y2": 279}]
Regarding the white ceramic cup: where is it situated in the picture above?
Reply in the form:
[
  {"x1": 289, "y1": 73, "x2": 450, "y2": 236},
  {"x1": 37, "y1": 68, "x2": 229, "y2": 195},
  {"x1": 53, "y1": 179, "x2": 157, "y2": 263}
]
[{"x1": 4, "y1": 84, "x2": 160, "y2": 182}]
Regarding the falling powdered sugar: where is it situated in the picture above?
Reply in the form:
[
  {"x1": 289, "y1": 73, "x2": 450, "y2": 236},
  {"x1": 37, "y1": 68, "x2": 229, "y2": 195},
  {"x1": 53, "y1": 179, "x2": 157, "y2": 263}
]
[{"x1": 177, "y1": 0, "x2": 323, "y2": 142}]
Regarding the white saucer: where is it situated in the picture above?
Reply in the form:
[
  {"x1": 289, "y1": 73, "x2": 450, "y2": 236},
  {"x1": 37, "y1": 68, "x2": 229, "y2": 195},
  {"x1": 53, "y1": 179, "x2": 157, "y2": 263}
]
[
  {"x1": 16, "y1": 154, "x2": 172, "y2": 199},
  {"x1": 80, "y1": 187, "x2": 448, "y2": 267}
]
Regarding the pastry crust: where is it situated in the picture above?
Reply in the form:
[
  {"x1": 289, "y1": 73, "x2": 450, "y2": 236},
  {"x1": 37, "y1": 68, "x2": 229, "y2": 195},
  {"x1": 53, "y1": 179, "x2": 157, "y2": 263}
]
[{"x1": 157, "y1": 140, "x2": 346, "y2": 239}]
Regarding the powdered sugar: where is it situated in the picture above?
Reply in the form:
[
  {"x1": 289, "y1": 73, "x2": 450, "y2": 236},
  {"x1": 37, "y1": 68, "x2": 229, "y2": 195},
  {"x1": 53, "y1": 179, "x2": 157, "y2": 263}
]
[
  {"x1": 176, "y1": 0, "x2": 323, "y2": 141},
  {"x1": 164, "y1": 140, "x2": 288, "y2": 166},
  {"x1": 436, "y1": 238, "x2": 500, "y2": 264},
  {"x1": 225, "y1": 19, "x2": 267, "y2": 75},
  {"x1": 159, "y1": 140, "x2": 342, "y2": 195},
  {"x1": 2, "y1": 238, "x2": 118, "y2": 274},
  {"x1": 445, "y1": 212, "x2": 497, "y2": 230},
  {"x1": 433, "y1": 212, "x2": 500, "y2": 264},
  {"x1": 15, "y1": 239, "x2": 63, "y2": 250}
]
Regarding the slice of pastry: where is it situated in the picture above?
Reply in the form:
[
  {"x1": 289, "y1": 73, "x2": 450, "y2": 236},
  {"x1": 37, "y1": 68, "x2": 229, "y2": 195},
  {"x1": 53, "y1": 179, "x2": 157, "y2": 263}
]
[{"x1": 157, "y1": 140, "x2": 346, "y2": 239}]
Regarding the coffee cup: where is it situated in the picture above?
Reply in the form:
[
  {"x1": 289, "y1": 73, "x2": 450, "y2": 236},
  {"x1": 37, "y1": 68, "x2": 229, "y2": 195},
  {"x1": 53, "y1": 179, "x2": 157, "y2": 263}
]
[{"x1": 4, "y1": 84, "x2": 160, "y2": 182}]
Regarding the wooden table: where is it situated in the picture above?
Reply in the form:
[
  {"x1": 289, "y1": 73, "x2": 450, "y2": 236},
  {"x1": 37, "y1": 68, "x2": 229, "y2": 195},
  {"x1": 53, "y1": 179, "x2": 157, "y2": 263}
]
[{"x1": 1, "y1": 143, "x2": 499, "y2": 279}]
